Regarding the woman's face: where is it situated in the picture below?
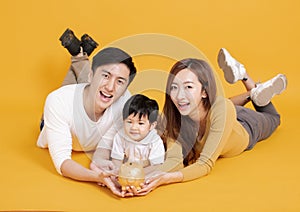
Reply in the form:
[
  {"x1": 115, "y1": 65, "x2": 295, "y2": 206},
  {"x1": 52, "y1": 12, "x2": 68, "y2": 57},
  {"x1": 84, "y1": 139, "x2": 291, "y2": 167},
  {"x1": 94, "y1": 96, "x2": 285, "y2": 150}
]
[{"x1": 170, "y1": 68, "x2": 207, "y2": 120}]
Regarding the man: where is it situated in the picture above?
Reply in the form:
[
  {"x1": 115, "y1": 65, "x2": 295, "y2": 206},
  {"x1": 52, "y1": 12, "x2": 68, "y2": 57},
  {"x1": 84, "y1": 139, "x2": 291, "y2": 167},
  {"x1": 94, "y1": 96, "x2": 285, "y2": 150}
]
[{"x1": 37, "y1": 47, "x2": 136, "y2": 195}]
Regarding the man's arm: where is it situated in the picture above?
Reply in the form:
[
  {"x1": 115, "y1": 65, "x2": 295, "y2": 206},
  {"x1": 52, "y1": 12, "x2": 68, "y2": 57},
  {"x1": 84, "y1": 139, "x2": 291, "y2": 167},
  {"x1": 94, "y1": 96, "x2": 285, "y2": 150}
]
[
  {"x1": 42, "y1": 89, "x2": 111, "y2": 182},
  {"x1": 61, "y1": 159, "x2": 108, "y2": 182}
]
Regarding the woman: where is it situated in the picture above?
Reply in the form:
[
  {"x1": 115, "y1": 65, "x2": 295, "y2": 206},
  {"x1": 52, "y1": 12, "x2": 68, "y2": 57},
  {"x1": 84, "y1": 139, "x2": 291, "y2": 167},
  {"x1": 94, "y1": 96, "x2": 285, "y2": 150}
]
[{"x1": 132, "y1": 48, "x2": 287, "y2": 195}]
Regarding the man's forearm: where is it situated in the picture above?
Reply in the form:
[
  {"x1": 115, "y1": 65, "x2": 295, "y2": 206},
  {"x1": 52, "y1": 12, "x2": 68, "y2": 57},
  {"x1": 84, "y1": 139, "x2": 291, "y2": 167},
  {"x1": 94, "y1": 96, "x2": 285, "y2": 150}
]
[{"x1": 61, "y1": 159, "x2": 100, "y2": 182}]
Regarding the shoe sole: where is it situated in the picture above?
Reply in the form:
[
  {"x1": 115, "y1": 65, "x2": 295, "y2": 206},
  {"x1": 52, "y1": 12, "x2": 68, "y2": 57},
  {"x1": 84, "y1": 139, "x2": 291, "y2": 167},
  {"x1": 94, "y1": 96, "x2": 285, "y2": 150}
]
[
  {"x1": 217, "y1": 49, "x2": 235, "y2": 84},
  {"x1": 252, "y1": 74, "x2": 287, "y2": 106}
]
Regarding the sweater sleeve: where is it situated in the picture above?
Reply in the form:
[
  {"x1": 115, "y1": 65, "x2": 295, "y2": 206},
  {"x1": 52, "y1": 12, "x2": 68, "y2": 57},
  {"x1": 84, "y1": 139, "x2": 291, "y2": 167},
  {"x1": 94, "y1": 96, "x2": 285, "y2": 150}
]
[
  {"x1": 43, "y1": 92, "x2": 73, "y2": 175},
  {"x1": 158, "y1": 139, "x2": 184, "y2": 172},
  {"x1": 180, "y1": 97, "x2": 236, "y2": 182}
]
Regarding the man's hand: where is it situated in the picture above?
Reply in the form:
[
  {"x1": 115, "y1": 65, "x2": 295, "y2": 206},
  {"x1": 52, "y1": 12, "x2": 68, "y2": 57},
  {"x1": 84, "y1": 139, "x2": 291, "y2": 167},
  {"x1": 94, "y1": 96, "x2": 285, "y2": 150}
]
[{"x1": 90, "y1": 162, "x2": 125, "y2": 197}]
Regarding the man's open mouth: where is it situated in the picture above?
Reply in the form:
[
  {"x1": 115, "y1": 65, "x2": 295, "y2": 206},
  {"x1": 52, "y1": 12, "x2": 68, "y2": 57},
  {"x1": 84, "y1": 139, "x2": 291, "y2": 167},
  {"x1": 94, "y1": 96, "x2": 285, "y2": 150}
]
[{"x1": 99, "y1": 91, "x2": 113, "y2": 101}]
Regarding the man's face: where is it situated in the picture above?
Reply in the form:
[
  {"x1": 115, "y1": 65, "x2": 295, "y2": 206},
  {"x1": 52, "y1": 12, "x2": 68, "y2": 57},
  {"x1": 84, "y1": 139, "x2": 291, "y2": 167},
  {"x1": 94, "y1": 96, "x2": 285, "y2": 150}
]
[{"x1": 89, "y1": 63, "x2": 130, "y2": 114}]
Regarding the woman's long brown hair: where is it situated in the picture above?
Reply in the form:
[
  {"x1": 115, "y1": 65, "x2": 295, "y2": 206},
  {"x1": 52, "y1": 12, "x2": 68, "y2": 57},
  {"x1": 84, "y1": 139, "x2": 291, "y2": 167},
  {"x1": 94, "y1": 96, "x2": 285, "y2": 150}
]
[{"x1": 160, "y1": 58, "x2": 217, "y2": 165}]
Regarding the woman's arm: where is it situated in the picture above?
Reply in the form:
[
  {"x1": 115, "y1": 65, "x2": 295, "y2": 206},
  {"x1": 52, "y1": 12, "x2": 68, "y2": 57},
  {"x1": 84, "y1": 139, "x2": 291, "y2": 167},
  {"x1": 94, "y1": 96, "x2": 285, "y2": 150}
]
[
  {"x1": 133, "y1": 98, "x2": 236, "y2": 196},
  {"x1": 136, "y1": 171, "x2": 183, "y2": 195},
  {"x1": 180, "y1": 97, "x2": 237, "y2": 181},
  {"x1": 143, "y1": 140, "x2": 184, "y2": 177},
  {"x1": 158, "y1": 140, "x2": 184, "y2": 172}
]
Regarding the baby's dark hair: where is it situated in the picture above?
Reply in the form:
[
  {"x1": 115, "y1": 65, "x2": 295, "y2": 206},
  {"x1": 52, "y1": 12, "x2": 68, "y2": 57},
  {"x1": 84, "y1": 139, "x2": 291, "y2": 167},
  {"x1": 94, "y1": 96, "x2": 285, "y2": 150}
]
[{"x1": 123, "y1": 94, "x2": 159, "y2": 123}]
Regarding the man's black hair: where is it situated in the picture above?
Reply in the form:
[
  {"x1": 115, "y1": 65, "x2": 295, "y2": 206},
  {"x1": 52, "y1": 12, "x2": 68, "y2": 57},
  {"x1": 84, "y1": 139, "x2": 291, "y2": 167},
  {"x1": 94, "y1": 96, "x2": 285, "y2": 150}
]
[{"x1": 91, "y1": 47, "x2": 137, "y2": 85}]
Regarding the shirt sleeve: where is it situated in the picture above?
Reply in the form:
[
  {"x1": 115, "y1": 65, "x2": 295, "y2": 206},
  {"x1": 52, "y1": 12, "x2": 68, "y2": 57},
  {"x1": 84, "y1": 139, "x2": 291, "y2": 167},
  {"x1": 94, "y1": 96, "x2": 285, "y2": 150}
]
[
  {"x1": 43, "y1": 92, "x2": 72, "y2": 175},
  {"x1": 110, "y1": 133, "x2": 125, "y2": 160},
  {"x1": 180, "y1": 97, "x2": 236, "y2": 182},
  {"x1": 148, "y1": 136, "x2": 165, "y2": 165}
]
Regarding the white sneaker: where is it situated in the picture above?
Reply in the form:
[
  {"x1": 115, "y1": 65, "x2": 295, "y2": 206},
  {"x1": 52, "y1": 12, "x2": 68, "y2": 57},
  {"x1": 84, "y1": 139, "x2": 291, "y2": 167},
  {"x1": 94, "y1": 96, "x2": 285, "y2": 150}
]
[
  {"x1": 250, "y1": 74, "x2": 287, "y2": 107},
  {"x1": 217, "y1": 48, "x2": 247, "y2": 84}
]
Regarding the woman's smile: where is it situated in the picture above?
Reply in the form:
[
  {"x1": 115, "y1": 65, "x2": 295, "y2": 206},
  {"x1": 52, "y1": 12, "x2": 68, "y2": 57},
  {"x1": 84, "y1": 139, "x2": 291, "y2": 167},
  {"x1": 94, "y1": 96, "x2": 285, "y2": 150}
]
[
  {"x1": 170, "y1": 68, "x2": 205, "y2": 119},
  {"x1": 177, "y1": 102, "x2": 190, "y2": 111}
]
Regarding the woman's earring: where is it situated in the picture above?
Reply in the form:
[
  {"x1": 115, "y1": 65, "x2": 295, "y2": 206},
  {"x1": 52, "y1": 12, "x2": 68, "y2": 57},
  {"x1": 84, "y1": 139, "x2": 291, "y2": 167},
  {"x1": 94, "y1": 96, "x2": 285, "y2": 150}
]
[{"x1": 202, "y1": 90, "x2": 207, "y2": 98}]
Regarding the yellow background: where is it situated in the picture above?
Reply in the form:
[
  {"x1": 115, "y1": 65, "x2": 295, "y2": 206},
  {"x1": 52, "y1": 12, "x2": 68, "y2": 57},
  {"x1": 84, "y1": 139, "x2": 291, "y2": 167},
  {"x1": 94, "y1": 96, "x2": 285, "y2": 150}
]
[{"x1": 1, "y1": 0, "x2": 300, "y2": 211}]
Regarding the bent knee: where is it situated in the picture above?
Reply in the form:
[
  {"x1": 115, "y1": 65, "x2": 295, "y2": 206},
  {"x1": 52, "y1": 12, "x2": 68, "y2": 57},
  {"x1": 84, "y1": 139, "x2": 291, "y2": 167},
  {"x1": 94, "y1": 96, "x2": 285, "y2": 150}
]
[{"x1": 273, "y1": 113, "x2": 281, "y2": 128}]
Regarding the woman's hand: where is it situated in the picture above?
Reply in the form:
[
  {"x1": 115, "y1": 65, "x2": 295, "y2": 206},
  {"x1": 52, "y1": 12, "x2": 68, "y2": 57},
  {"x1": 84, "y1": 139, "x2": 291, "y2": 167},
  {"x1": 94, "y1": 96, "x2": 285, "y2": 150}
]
[
  {"x1": 136, "y1": 172, "x2": 167, "y2": 195},
  {"x1": 118, "y1": 171, "x2": 164, "y2": 196},
  {"x1": 138, "y1": 171, "x2": 184, "y2": 196},
  {"x1": 122, "y1": 171, "x2": 182, "y2": 196}
]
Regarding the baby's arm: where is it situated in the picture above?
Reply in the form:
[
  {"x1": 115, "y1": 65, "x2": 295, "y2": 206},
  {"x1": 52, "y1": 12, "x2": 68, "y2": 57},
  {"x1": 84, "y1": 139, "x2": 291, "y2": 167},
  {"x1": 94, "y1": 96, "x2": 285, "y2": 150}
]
[
  {"x1": 144, "y1": 136, "x2": 166, "y2": 175},
  {"x1": 92, "y1": 148, "x2": 114, "y2": 172},
  {"x1": 112, "y1": 158, "x2": 123, "y2": 174},
  {"x1": 110, "y1": 133, "x2": 125, "y2": 173},
  {"x1": 92, "y1": 122, "x2": 121, "y2": 171}
]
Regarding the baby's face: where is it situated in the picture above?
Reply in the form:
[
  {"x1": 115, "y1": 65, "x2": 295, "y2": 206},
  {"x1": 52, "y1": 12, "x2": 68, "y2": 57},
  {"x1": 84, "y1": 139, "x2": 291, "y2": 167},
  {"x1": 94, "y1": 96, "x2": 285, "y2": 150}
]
[{"x1": 124, "y1": 113, "x2": 153, "y2": 141}]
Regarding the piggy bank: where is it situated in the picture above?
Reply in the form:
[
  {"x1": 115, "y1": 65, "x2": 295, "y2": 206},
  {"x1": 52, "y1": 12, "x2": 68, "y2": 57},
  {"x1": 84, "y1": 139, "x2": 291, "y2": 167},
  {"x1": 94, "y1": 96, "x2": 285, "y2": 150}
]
[{"x1": 118, "y1": 162, "x2": 145, "y2": 191}]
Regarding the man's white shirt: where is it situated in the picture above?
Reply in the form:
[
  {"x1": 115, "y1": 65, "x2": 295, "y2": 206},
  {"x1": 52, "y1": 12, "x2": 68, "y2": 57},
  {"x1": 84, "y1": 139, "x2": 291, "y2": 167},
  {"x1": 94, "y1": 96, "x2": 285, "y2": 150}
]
[{"x1": 37, "y1": 83, "x2": 131, "y2": 174}]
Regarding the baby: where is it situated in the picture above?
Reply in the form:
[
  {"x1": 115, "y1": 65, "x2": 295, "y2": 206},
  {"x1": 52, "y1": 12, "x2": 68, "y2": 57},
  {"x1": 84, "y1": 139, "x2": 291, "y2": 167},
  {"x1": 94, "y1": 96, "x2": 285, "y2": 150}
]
[{"x1": 111, "y1": 94, "x2": 165, "y2": 169}]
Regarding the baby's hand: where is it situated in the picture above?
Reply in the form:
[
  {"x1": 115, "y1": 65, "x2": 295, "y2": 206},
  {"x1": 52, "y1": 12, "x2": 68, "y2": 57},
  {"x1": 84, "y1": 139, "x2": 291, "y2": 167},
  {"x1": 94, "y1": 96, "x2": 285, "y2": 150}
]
[{"x1": 91, "y1": 160, "x2": 115, "y2": 172}]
